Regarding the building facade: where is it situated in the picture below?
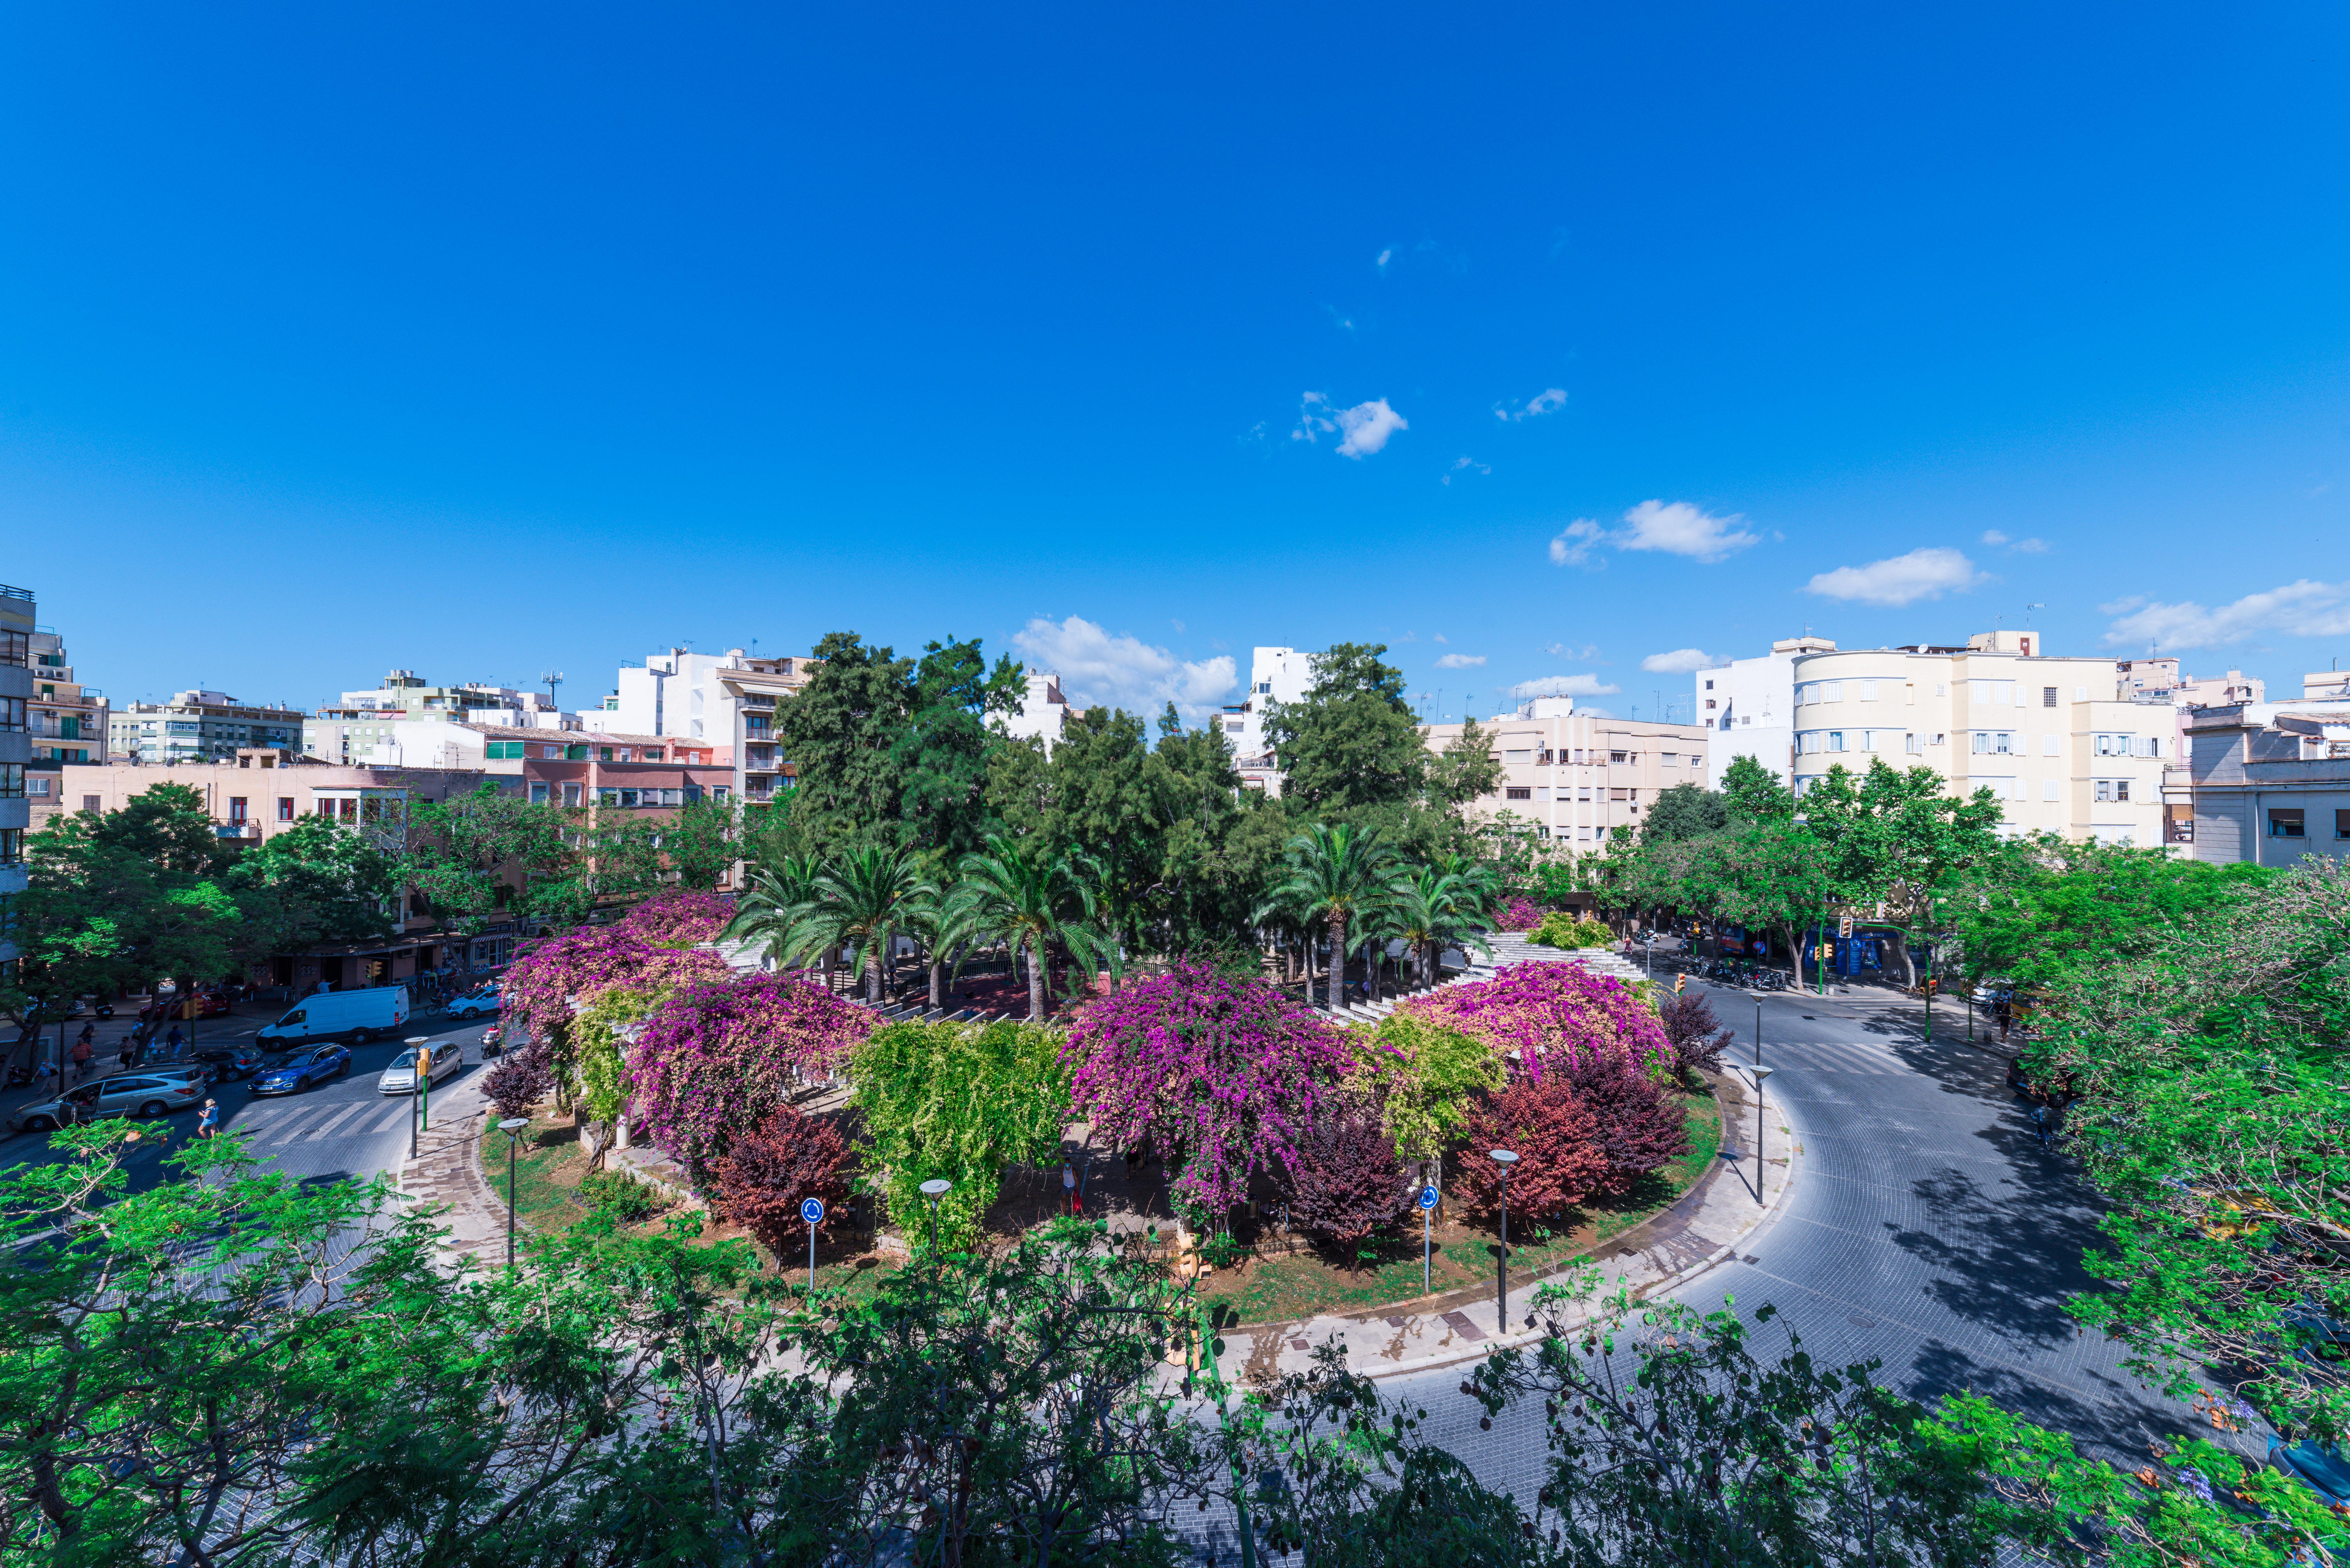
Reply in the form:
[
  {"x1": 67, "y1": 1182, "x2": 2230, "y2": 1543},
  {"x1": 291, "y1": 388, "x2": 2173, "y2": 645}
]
[
  {"x1": 1698, "y1": 635, "x2": 1837, "y2": 789},
  {"x1": 0, "y1": 585, "x2": 34, "y2": 983},
  {"x1": 999, "y1": 669, "x2": 1075, "y2": 754},
  {"x1": 307, "y1": 669, "x2": 575, "y2": 761},
  {"x1": 111, "y1": 690, "x2": 305, "y2": 764},
  {"x1": 2176, "y1": 700, "x2": 2350, "y2": 866},
  {"x1": 1421, "y1": 696, "x2": 1712, "y2": 843},
  {"x1": 23, "y1": 628, "x2": 108, "y2": 778},
  {"x1": 1223, "y1": 646, "x2": 1315, "y2": 795}
]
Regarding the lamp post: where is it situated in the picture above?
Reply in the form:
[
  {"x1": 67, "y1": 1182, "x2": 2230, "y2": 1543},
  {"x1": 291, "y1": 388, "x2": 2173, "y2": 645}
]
[
  {"x1": 498, "y1": 1117, "x2": 528, "y2": 1268},
  {"x1": 919, "y1": 1178, "x2": 952, "y2": 1258},
  {"x1": 1488, "y1": 1149, "x2": 1519, "y2": 1330},
  {"x1": 1741, "y1": 1065, "x2": 1776, "y2": 1206},
  {"x1": 405, "y1": 1037, "x2": 431, "y2": 1158}
]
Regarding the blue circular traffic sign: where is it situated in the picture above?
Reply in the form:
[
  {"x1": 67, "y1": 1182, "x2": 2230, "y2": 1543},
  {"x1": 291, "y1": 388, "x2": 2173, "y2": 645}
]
[
  {"x1": 1418, "y1": 1185, "x2": 1440, "y2": 1210},
  {"x1": 800, "y1": 1197, "x2": 826, "y2": 1224}
]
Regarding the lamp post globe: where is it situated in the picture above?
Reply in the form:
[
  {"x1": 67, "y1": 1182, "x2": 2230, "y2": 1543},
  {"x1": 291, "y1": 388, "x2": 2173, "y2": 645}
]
[
  {"x1": 1488, "y1": 1150, "x2": 1520, "y2": 1328},
  {"x1": 919, "y1": 1178, "x2": 952, "y2": 1257}
]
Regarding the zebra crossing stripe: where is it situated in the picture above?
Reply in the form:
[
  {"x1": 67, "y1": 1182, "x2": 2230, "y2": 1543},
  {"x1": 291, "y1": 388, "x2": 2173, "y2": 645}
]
[{"x1": 302, "y1": 1103, "x2": 374, "y2": 1141}]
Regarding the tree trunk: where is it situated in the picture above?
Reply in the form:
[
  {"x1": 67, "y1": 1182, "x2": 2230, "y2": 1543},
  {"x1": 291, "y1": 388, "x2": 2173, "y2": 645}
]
[
  {"x1": 1026, "y1": 935, "x2": 1046, "y2": 1021},
  {"x1": 929, "y1": 958, "x2": 944, "y2": 1011},
  {"x1": 866, "y1": 950, "x2": 882, "y2": 1005},
  {"x1": 1328, "y1": 913, "x2": 1346, "y2": 1010}
]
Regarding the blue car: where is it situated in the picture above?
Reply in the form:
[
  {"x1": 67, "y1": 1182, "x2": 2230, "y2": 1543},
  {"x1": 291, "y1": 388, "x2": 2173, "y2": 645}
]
[
  {"x1": 448, "y1": 987, "x2": 502, "y2": 1021},
  {"x1": 252, "y1": 1044, "x2": 352, "y2": 1096}
]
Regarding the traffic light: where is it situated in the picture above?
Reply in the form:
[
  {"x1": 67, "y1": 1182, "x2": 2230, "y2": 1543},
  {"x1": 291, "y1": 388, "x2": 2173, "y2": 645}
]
[{"x1": 1673, "y1": 973, "x2": 1686, "y2": 995}]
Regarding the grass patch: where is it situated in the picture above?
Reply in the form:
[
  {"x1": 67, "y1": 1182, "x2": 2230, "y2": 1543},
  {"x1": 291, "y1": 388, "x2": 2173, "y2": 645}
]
[{"x1": 1203, "y1": 1084, "x2": 1725, "y2": 1325}]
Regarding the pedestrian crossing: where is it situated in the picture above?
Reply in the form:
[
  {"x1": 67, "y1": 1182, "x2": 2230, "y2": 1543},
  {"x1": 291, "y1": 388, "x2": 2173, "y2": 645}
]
[
  {"x1": 1737, "y1": 1040, "x2": 1913, "y2": 1076},
  {"x1": 235, "y1": 1097, "x2": 412, "y2": 1149}
]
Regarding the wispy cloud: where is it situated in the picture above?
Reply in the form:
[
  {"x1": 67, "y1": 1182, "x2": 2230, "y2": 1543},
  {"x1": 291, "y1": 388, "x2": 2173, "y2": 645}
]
[
  {"x1": 1981, "y1": 529, "x2": 2051, "y2": 554},
  {"x1": 1549, "y1": 500, "x2": 1761, "y2": 568},
  {"x1": 1640, "y1": 648, "x2": 1723, "y2": 674},
  {"x1": 1804, "y1": 548, "x2": 1987, "y2": 607},
  {"x1": 2101, "y1": 579, "x2": 2350, "y2": 650},
  {"x1": 1292, "y1": 393, "x2": 1408, "y2": 458},
  {"x1": 1009, "y1": 616, "x2": 1238, "y2": 724},
  {"x1": 1441, "y1": 456, "x2": 1490, "y2": 486},
  {"x1": 1494, "y1": 387, "x2": 1567, "y2": 423},
  {"x1": 1324, "y1": 305, "x2": 1357, "y2": 333},
  {"x1": 1434, "y1": 652, "x2": 1486, "y2": 669},
  {"x1": 1544, "y1": 641, "x2": 1601, "y2": 660},
  {"x1": 1375, "y1": 246, "x2": 1393, "y2": 270},
  {"x1": 1515, "y1": 673, "x2": 1620, "y2": 698}
]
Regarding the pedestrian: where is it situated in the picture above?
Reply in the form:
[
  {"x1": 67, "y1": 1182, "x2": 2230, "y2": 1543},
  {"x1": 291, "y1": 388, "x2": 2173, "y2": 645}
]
[
  {"x1": 1061, "y1": 1158, "x2": 1081, "y2": 1216},
  {"x1": 118, "y1": 1038, "x2": 136, "y2": 1072},
  {"x1": 70, "y1": 1035, "x2": 92, "y2": 1082},
  {"x1": 166, "y1": 1024, "x2": 185, "y2": 1055},
  {"x1": 197, "y1": 1098, "x2": 221, "y2": 1139}
]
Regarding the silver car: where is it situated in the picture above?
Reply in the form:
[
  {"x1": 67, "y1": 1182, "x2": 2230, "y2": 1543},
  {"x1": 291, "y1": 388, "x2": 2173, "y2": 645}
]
[
  {"x1": 8, "y1": 1073, "x2": 206, "y2": 1134},
  {"x1": 377, "y1": 1041, "x2": 465, "y2": 1095}
]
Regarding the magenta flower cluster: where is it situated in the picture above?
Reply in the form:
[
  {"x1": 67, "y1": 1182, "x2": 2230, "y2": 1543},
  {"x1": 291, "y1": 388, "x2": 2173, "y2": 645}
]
[
  {"x1": 1495, "y1": 895, "x2": 1547, "y2": 932},
  {"x1": 1395, "y1": 960, "x2": 1671, "y2": 1083},
  {"x1": 628, "y1": 971, "x2": 873, "y2": 1180},
  {"x1": 500, "y1": 923, "x2": 732, "y2": 1045},
  {"x1": 621, "y1": 890, "x2": 735, "y2": 946},
  {"x1": 1063, "y1": 961, "x2": 1350, "y2": 1218}
]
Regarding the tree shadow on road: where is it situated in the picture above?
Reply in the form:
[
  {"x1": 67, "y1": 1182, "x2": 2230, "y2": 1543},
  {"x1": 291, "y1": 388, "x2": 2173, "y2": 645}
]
[{"x1": 1883, "y1": 1162, "x2": 2107, "y2": 1354}]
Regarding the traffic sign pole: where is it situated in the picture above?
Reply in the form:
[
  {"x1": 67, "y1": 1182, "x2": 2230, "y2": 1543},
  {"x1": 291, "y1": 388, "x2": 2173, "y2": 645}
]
[
  {"x1": 800, "y1": 1197, "x2": 826, "y2": 1293},
  {"x1": 1418, "y1": 1183, "x2": 1440, "y2": 1292}
]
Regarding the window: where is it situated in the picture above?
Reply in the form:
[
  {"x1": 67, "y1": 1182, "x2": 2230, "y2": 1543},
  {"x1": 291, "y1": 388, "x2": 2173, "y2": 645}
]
[
  {"x1": 2336, "y1": 809, "x2": 2350, "y2": 840},
  {"x1": 1859, "y1": 680, "x2": 1878, "y2": 701},
  {"x1": 2269, "y1": 809, "x2": 2306, "y2": 839},
  {"x1": 542, "y1": 745, "x2": 561, "y2": 759},
  {"x1": 27, "y1": 775, "x2": 47, "y2": 797},
  {"x1": 1577, "y1": 787, "x2": 1591, "y2": 801},
  {"x1": 0, "y1": 829, "x2": 19, "y2": 865},
  {"x1": 745, "y1": 715, "x2": 771, "y2": 735},
  {"x1": 1827, "y1": 731, "x2": 1845, "y2": 751},
  {"x1": 1661, "y1": 752, "x2": 1679, "y2": 766},
  {"x1": 1704, "y1": 679, "x2": 1714, "y2": 690},
  {"x1": 2091, "y1": 780, "x2": 2132, "y2": 803},
  {"x1": 1970, "y1": 732, "x2": 2016, "y2": 755},
  {"x1": 712, "y1": 785, "x2": 731, "y2": 802},
  {"x1": 562, "y1": 782, "x2": 583, "y2": 807},
  {"x1": 485, "y1": 741, "x2": 526, "y2": 760},
  {"x1": 2092, "y1": 734, "x2": 2134, "y2": 757},
  {"x1": 1505, "y1": 786, "x2": 1532, "y2": 800},
  {"x1": 229, "y1": 797, "x2": 248, "y2": 822},
  {"x1": 1504, "y1": 749, "x2": 1533, "y2": 764},
  {"x1": 1906, "y1": 734, "x2": 1923, "y2": 754},
  {"x1": 2043, "y1": 780, "x2": 2060, "y2": 801},
  {"x1": 1224, "y1": 721, "x2": 1242, "y2": 733},
  {"x1": 529, "y1": 782, "x2": 551, "y2": 804},
  {"x1": 277, "y1": 796, "x2": 294, "y2": 821},
  {"x1": 2043, "y1": 735, "x2": 2060, "y2": 756},
  {"x1": 1609, "y1": 750, "x2": 1627, "y2": 764},
  {"x1": 564, "y1": 744, "x2": 589, "y2": 761},
  {"x1": 0, "y1": 764, "x2": 22, "y2": 798},
  {"x1": 0, "y1": 696, "x2": 21, "y2": 731},
  {"x1": 83, "y1": 795, "x2": 101, "y2": 812},
  {"x1": 1968, "y1": 680, "x2": 2016, "y2": 706},
  {"x1": 1609, "y1": 787, "x2": 1629, "y2": 801},
  {"x1": 1705, "y1": 699, "x2": 1716, "y2": 709},
  {"x1": 599, "y1": 747, "x2": 616, "y2": 762}
]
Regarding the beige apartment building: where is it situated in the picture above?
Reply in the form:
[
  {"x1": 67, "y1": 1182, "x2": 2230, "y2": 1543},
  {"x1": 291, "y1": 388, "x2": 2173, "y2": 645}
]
[
  {"x1": 1786, "y1": 632, "x2": 2167, "y2": 846},
  {"x1": 1422, "y1": 697, "x2": 1712, "y2": 844}
]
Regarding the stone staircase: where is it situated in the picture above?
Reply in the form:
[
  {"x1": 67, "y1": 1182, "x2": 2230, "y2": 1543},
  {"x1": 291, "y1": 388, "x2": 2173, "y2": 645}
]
[{"x1": 1316, "y1": 932, "x2": 1652, "y2": 1024}]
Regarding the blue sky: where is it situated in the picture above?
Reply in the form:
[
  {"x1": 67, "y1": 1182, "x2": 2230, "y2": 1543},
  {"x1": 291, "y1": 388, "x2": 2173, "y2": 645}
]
[{"x1": 4, "y1": 2, "x2": 2346, "y2": 727}]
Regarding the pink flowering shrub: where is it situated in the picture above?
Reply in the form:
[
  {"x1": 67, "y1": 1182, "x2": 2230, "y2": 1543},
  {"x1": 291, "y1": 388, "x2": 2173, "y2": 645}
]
[
  {"x1": 501, "y1": 923, "x2": 731, "y2": 1045},
  {"x1": 1395, "y1": 961, "x2": 1670, "y2": 1083},
  {"x1": 1064, "y1": 961, "x2": 1350, "y2": 1220},
  {"x1": 1495, "y1": 896, "x2": 1545, "y2": 932},
  {"x1": 629, "y1": 971, "x2": 873, "y2": 1180},
  {"x1": 622, "y1": 890, "x2": 734, "y2": 946}
]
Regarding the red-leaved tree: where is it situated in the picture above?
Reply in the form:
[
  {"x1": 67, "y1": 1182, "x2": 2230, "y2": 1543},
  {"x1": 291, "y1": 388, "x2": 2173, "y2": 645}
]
[
  {"x1": 1276, "y1": 1097, "x2": 1413, "y2": 1256},
  {"x1": 709, "y1": 1104, "x2": 856, "y2": 1255},
  {"x1": 1452, "y1": 1074, "x2": 1608, "y2": 1223},
  {"x1": 1657, "y1": 988, "x2": 1736, "y2": 1079},
  {"x1": 1548, "y1": 1048, "x2": 1691, "y2": 1199},
  {"x1": 483, "y1": 1039, "x2": 556, "y2": 1121}
]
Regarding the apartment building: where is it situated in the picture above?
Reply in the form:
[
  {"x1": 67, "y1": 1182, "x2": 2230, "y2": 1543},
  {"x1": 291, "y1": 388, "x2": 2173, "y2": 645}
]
[
  {"x1": 2309, "y1": 669, "x2": 2350, "y2": 703},
  {"x1": 1222, "y1": 646, "x2": 1315, "y2": 795},
  {"x1": 709, "y1": 654, "x2": 819, "y2": 807},
  {"x1": 2174, "y1": 699, "x2": 2350, "y2": 866},
  {"x1": 1696, "y1": 636, "x2": 1835, "y2": 788},
  {"x1": 111, "y1": 690, "x2": 304, "y2": 763},
  {"x1": 23, "y1": 628, "x2": 108, "y2": 776},
  {"x1": 0, "y1": 585, "x2": 34, "y2": 981},
  {"x1": 1421, "y1": 696, "x2": 1712, "y2": 843},
  {"x1": 1782, "y1": 631, "x2": 2166, "y2": 845},
  {"x1": 307, "y1": 669, "x2": 575, "y2": 761},
  {"x1": 1000, "y1": 669, "x2": 1075, "y2": 754}
]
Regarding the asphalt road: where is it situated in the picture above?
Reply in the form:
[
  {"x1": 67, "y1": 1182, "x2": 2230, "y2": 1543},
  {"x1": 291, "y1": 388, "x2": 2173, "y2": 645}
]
[
  {"x1": 2, "y1": 1015, "x2": 498, "y2": 1195},
  {"x1": 1370, "y1": 977, "x2": 2191, "y2": 1514}
]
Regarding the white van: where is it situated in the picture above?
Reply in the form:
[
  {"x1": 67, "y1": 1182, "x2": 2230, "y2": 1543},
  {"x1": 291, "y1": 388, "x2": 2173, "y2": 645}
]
[{"x1": 258, "y1": 987, "x2": 411, "y2": 1050}]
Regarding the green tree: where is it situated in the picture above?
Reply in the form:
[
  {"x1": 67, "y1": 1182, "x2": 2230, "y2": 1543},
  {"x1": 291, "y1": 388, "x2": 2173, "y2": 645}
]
[
  {"x1": 1641, "y1": 781, "x2": 1730, "y2": 843},
  {"x1": 1148, "y1": 704, "x2": 1288, "y2": 953},
  {"x1": 1264, "y1": 643, "x2": 1429, "y2": 822},
  {"x1": 953, "y1": 834, "x2": 1120, "y2": 1021},
  {"x1": 657, "y1": 794, "x2": 741, "y2": 890},
  {"x1": 794, "y1": 843, "x2": 933, "y2": 1004},
  {"x1": 402, "y1": 785, "x2": 582, "y2": 972},
  {"x1": 1372, "y1": 860, "x2": 1495, "y2": 989},
  {"x1": 778, "y1": 630, "x2": 920, "y2": 853},
  {"x1": 986, "y1": 706, "x2": 1163, "y2": 947},
  {"x1": 1800, "y1": 758, "x2": 2004, "y2": 984},
  {"x1": 1257, "y1": 822, "x2": 1400, "y2": 1009},
  {"x1": 1718, "y1": 752, "x2": 1794, "y2": 821},
  {"x1": 1427, "y1": 715, "x2": 1505, "y2": 812},
  {"x1": 223, "y1": 816, "x2": 401, "y2": 956},
  {"x1": 891, "y1": 634, "x2": 1017, "y2": 858}
]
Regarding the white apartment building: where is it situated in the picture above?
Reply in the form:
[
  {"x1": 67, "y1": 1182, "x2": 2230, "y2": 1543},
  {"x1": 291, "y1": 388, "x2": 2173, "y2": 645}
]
[
  {"x1": 999, "y1": 670, "x2": 1074, "y2": 753},
  {"x1": 1222, "y1": 646, "x2": 1315, "y2": 795},
  {"x1": 1422, "y1": 697, "x2": 1712, "y2": 843},
  {"x1": 1698, "y1": 635, "x2": 1837, "y2": 788},
  {"x1": 578, "y1": 647, "x2": 820, "y2": 808}
]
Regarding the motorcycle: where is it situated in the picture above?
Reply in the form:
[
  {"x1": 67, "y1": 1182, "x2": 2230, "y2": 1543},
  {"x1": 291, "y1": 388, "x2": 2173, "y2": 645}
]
[{"x1": 480, "y1": 1025, "x2": 504, "y2": 1056}]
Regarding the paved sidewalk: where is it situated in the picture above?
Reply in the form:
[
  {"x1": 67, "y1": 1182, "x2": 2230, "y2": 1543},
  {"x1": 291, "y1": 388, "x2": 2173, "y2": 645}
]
[
  {"x1": 389, "y1": 1069, "x2": 510, "y2": 1268},
  {"x1": 1195, "y1": 1074, "x2": 1800, "y2": 1387}
]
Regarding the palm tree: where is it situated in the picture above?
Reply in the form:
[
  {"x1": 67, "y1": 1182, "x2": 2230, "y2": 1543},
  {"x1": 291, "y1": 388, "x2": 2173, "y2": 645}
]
[
  {"x1": 722, "y1": 853, "x2": 826, "y2": 973},
  {"x1": 900, "y1": 875, "x2": 987, "y2": 1013},
  {"x1": 794, "y1": 844, "x2": 931, "y2": 1005},
  {"x1": 1375, "y1": 863, "x2": 1495, "y2": 990},
  {"x1": 952, "y1": 835, "x2": 1121, "y2": 1021},
  {"x1": 1255, "y1": 823, "x2": 1399, "y2": 1011}
]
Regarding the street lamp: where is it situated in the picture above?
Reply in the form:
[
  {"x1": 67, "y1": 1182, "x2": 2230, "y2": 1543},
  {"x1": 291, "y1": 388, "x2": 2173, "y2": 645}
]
[
  {"x1": 498, "y1": 1117, "x2": 529, "y2": 1269},
  {"x1": 1488, "y1": 1149, "x2": 1520, "y2": 1330},
  {"x1": 405, "y1": 1037, "x2": 432, "y2": 1159},
  {"x1": 919, "y1": 1178, "x2": 952, "y2": 1257},
  {"x1": 1740, "y1": 1065, "x2": 1777, "y2": 1206}
]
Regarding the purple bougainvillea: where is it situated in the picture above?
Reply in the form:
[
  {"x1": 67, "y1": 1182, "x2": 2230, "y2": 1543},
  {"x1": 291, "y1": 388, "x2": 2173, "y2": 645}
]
[
  {"x1": 622, "y1": 890, "x2": 735, "y2": 946},
  {"x1": 1395, "y1": 960, "x2": 1671, "y2": 1084},
  {"x1": 1064, "y1": 961, "x2": 1350, "y2": 1219},
  {"x1": 628, "y1": 971, "x2": 873, "y2": 1181},
  {"x1": 501, "y1": 923, "x2": 731, "y2": 1046},
  {"x1": 1495, "y1": 896, "x2": 1546, "y2": 932}
]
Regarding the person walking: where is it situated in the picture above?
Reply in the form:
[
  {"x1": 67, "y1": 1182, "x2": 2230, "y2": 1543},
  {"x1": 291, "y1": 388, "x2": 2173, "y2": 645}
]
[
  {"x1": 1061, "y1": 1158, "x2": 1081, "y2": 1216},
  {"x1": 117, "y1": 1038, "x2": 136, "y2": 1072},
  {"x1": 165, "y1": 1024, "x2": 186, "y2": 1056},
  {"x1": 197, "y1": 1098, "x2": 221, "y2": 1139},
  {"x1": 70, "y1": 1035, "x2": 92, "y2": 1083}
]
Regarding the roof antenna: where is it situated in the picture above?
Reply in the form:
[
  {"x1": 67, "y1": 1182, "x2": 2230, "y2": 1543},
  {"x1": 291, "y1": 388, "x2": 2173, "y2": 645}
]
[{"x1": 541, "y1": 670, "x2": 564, "y2": 707}]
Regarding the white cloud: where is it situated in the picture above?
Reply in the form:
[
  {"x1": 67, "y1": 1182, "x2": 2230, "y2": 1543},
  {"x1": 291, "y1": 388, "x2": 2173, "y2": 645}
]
[
  {"x1": 2100, "y1": 579, "x2": 2350, "y2": 650},
  {"x1": 1981, "y1": 529, "x2": 2008, "y2": 546},
  {"x1": 1009, "y1": 616, "x2": 1238, "y2": 724},
  {"x1": 1434, "y1": 652, "x2": 1486, "y2": 669},
  {"x1": 1548, "y1": 500, "x2": 1760, "y2": 568},
  {"x1": 1441, "y1": 456, "x2": 1490, "y2": 486},
  {"x1": 1433, "y1": 633, "x2": 1448, "y2": 644},
  {"x1": 1804, "y1": 547, "x2": 1988, "y2": 607},
  {"x1": 1543, "y1": 641, "x2": 1601, "y2": 660},
  {"x1": 1375, "y1": 247, "x2": 1393, "y2": 269},
  {"x1": 1514, "y1": 673, "x2": 1620, "y2": 698},
  {"x1": 1982, "y1": 528, "x2": 2050, "y2": 554},
  {"x1": 1291, "y1": 392, "x2": 1408, "y2": 458},
  {"x1": 1640, "y1": 648, "x2": 1723, "y2": 674},
  {"x1": 1494, "y1": 387, "x2": 1568, "y2": 422}
]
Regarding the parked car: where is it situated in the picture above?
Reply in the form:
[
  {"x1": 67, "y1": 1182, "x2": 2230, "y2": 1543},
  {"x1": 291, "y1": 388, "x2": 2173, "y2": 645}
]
[
  {"x1": 8, "y1": 1073, "x2": 206, "y2": 1134},
  {"x1": 251, "y1": 1044, "x2": 353, "y2": 1097},
  {"x1": 256, "y1": 987, "x2": 410, "y2": 1051},
  {"x1": 448, "y1": 987, "x2": 501, "y2": 1021},
  {"x1": 377, "y1": 1041, "x2": 465, "y2": 1095}
]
